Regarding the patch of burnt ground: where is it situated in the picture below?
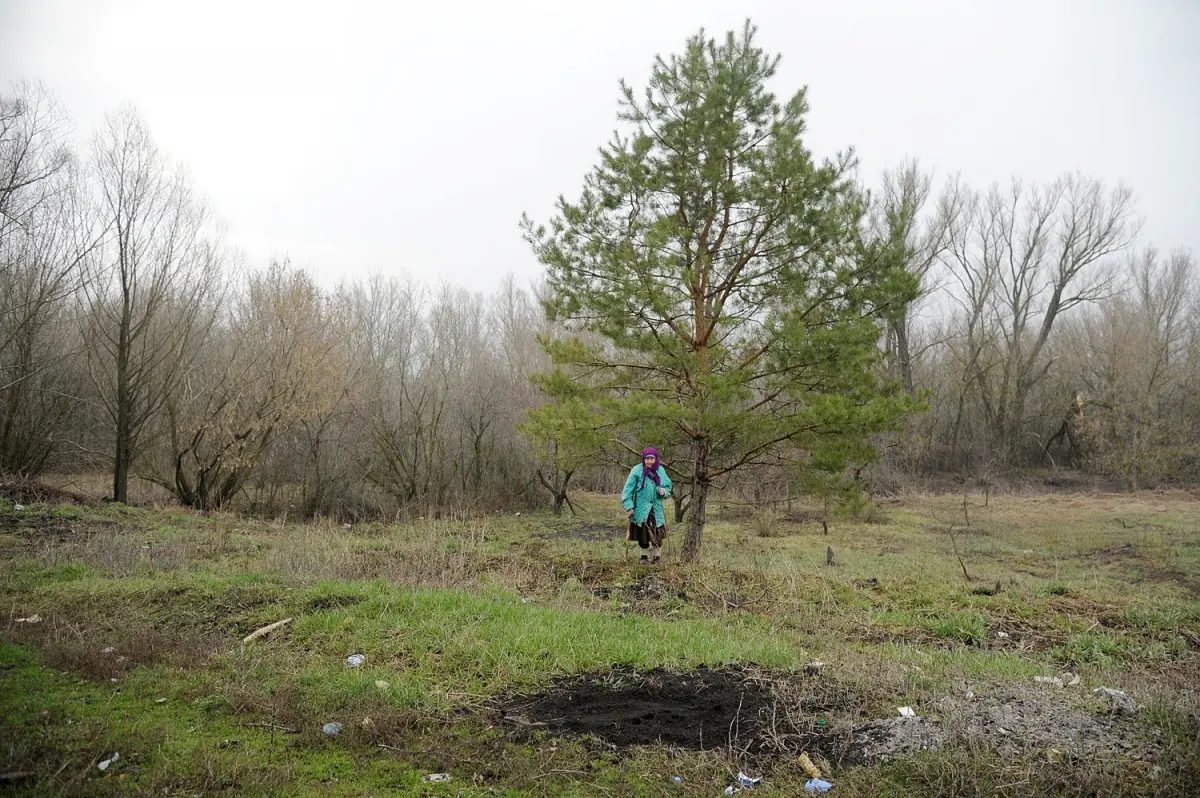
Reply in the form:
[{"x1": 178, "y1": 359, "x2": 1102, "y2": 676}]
[
  {"x1": 500, "y1": 667, "x2": 770, "y2": 749},
  {"x1": 499, "y1": 668, "x2": 1166, "y2": 771}
]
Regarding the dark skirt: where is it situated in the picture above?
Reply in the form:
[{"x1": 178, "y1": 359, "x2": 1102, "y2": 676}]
[{"x1": 629, "y1": 509, "x2": 664, "y2": 549}]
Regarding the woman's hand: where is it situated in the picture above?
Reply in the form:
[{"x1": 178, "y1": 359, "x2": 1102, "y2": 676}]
[
  {"x1": 656, "y1": 486, "x2": 666, "y2": 497},
  {"x1": 626, "y1": 508, "x2": 634, "y2": 518}
]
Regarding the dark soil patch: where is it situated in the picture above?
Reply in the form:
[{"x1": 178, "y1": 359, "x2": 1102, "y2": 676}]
[
  {"x1": 1083, "y1": 542, "x2": 1140, "y2": 563},
  {"x1": 590, "y1": 577, "x2": 690, "y2": 603},
  {"x1": 535, "y1": 523, "x2": 623, "y2": 542},
  {"x1": 0, "y1": 480, "x2": 94, "y2": 507},
  {"x1": 0, "y1": 513, "x2": 82, "y2": 542},
  {"x1": 1137, "y1": 564, "x2": 1200, "y2": 599},
  {"x1": 500, "y1": 667, "x2": 770, "y2": 749}
]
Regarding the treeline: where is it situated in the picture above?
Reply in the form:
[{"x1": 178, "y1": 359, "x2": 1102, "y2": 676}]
[
  {"x1": 1, "y1": 81, "x2": 1195, "y2": 517},
  {"x1": 875, "y1": 163, "x2": 1199, "y2": 489}
]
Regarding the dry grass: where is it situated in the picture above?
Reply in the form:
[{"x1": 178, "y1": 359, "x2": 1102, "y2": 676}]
[{"x1": 2, "y1": 486, "x2": 1198, "y2": 796}]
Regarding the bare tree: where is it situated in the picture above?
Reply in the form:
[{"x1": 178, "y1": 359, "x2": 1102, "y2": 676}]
[
  {"x1": 154, "y1": 262, "x2": 340, "y2": 509},
  {"x1": 872, "y1": 160, "x2": 960, "y2": 395},
  {"x1": 1063, "y1": 249, "x2": 1198, "y2": 486},
  {"x1": 0, "y1": 81, "x2": 99, "y2": 475},
  {"x1": 0, "y1": 80, "x2": 72, "y2": 252},
  {"x1": 83, "y1": 106, "x2": 221, "y2": 502},
  {"x1": 939, "y1": 174, "x2": 1140, "y2": 464}
]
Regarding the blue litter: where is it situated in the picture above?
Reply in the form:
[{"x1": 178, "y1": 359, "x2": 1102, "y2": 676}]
[
  {"x1": 322, "y1": 722, "x2": 343, "y2": 736},
  {"x1": 805, "y1": 778, "x2": 834, "y2": 792}
]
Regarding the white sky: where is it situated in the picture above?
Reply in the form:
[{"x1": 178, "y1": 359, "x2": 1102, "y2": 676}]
[{"x1": 2, "y1": 0, "x2": 1197, "y2": 293}]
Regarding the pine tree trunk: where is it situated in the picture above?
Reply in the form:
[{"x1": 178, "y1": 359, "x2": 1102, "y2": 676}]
[{"x1": 682, "y1": 442, "x2": 710, "y2": 563}]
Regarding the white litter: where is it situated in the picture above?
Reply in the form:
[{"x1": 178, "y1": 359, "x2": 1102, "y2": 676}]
[
  {"x1": 423, "y1": 773, "x2": 452, "y2": 783},
  {"x1": 898, "y1": 706, "x2": 917, "y2": 718},
  {"x1": 15, "y1": 614, "x2": 41, "y2": 624},
  {"x1": 97, "y1": 752, "x2": 119, "y2": 771},
  {"x1": 346, "y1": 654, "x2": 366, "y2": 667},
  {"x1": 735, "y1": 771, "x2": 761, "y2": 787},
  {"x1": 1034, "y1": 676, "x2": 1064, "y2": 687}
]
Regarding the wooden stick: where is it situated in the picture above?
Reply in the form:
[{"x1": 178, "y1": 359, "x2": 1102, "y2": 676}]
[{"x1": 242, "y1": 617, "x2": 293, "y2": 644}]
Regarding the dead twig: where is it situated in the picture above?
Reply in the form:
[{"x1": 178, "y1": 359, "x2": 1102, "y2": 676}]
[
  {"x1": 946, "y1": 521, "x2": 972, "y2": 582},
  {"x1": 241, "y1": 617, "x2": 293, "y2": 644},
  {"x1": 233, "y1": 722, "x2": 297, "y2": 733}
]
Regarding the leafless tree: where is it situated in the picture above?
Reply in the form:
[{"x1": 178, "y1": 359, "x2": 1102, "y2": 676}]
[
  {"x1": 1060, "y1": 248, "x2": 1198, "y2": 486},
  {"x1": 82, "y1": 106, "x2": 222, "y2": 502},
  {"x1": 937, "y1": 174, "x2": 1140, "y2": 465},
  {"x1": 871, "y1": 159, "x2": 961, "y2": 395},
  {"x1": 0, "y1": 81, "x2": 99, "y2": 475},
  {"x1": 153, "y1": 261, "x2": 340, "y2": 509}
]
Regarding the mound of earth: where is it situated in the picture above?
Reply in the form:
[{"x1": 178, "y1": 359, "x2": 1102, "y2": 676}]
[{"x1": 942, "y1": 688, "x2": 1161, "y2": 760}]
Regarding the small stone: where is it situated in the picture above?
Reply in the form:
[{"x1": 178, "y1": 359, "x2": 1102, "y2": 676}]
[{"x1": 1093, "y1": 687, "x2": 1137, "y2": 717}]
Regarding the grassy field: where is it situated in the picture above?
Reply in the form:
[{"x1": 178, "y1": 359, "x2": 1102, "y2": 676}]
[{"x1": 2, "y1": 487, "x2": 1199, "y2": 796}]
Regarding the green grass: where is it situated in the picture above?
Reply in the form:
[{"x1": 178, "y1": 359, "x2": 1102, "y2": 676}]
[{"x1": 2, "y1": 489, "x2": 1199, "y2": 796}]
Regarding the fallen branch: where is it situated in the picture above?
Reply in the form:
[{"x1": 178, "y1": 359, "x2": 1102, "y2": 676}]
[
  {"x1": 233, "y1": 722, "x2": 297, "y2": 734},
  {"x1": 946, "y1": 522, "x2": 972, "y2": 582},
  {"x1": 0, "y1": 772, "x2": 35, "y2": 782},
  {"x1": 242, "y1": 617, "x2": 293, "y2": 644}
]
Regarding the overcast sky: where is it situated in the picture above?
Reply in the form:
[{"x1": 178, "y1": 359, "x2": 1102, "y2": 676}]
[{"x1": 2, "y1": 0, "x2": 1197, "y2": 293}]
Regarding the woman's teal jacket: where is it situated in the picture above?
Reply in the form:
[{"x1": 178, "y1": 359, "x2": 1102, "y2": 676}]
[{"x1": 621, "y1": 464, "x2": 672, "y2": 526}]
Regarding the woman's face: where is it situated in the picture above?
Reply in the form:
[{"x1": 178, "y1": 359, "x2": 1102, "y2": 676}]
[{"x1": 643, "y1": 454, "x2": 657, "y2": 469}]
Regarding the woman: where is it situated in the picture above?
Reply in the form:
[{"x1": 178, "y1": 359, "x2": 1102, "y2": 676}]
[{"x1": 622, "y1": 447, "x2": 672, "y2": 564}]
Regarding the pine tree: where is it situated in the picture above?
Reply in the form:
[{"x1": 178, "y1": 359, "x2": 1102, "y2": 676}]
[{"x1": 522, "y1": 21, "x2": 917, "y2": 562}]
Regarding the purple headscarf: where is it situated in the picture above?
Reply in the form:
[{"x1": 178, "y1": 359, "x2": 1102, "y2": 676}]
[{"x1": 641, "y1": 447, "x2": 661, "y2": 485}]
